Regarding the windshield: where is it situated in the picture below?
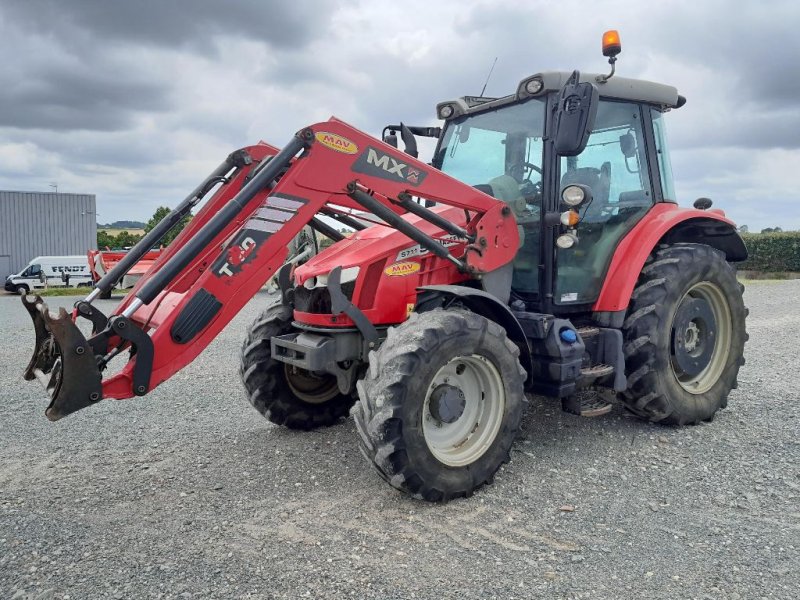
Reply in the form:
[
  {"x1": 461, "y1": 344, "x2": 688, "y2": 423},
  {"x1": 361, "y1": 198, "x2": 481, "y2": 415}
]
[
  {"x1": 435, "y1": 98, "x2": 545, "y2": 188},
  {"x1": 436, "y1": 98, "x2": 546, "y2": 295}
]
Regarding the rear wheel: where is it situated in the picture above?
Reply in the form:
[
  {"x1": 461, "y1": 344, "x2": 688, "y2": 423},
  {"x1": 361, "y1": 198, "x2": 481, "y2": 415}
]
[
  {"x1": 354, "y1": 309, "x2": 525, "y2": 501},
  {"x1": 240, "y1": 302, "x2": 355, "y2": 430},
  {"x1": 621, "y1": 243, "x2": 747, "y2": 425}
]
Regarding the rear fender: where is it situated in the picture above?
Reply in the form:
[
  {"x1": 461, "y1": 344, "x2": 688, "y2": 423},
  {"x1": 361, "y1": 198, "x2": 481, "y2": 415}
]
[
  {"x1": 593, "y1": 204, "x2": 746, "y2": 313},
  {"x1": 415, "y1": 285, "x2": 532, "y2": 380}
]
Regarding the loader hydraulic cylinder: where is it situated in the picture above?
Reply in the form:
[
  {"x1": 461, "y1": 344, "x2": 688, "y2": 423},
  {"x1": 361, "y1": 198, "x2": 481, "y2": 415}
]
[
  {"x1": 396, "y1": 193, "x2": 474, "y2": 242},
  {"x1": 88, "y1": 156, "x2": 240, "y2": 301},
  {"x1": 132, "y1": 133, "x2": 307, "y2": 307},
  {"x1": 348, "y1": 186, "x2": 465, "y2": 271}
]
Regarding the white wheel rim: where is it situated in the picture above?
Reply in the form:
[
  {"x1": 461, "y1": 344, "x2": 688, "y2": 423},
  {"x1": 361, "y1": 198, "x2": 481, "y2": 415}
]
[
  {"x1": 284, "y1": 365, "x2": 339, "y2": 404},
  {"x1": 422, "y1": 354, "x2": 505, "y2": 467},
  {"x1": 671, "y1": 281, "x2": 732, "y2": 394}
]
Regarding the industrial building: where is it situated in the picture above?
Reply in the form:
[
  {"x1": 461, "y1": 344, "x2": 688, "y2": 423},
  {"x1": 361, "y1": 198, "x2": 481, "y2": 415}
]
[{"x1": 0, "y1": 190, "x2": 97, "y2": 281}]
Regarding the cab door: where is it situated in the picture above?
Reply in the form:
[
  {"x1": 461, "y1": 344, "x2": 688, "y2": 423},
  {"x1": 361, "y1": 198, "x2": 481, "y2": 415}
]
[{"x1": 554, "y1": 100, "x2": 656, "y2": 306}]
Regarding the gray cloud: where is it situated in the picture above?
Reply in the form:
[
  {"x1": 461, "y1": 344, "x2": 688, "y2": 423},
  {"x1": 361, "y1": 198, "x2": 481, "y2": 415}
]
[
  {"x1": 0, "y1": 0, "x2": 797, "y2": 231},
  {"x1": 0, "y1": 66, "x2": 170, "y2": 131},
  {"x1": 2, "y1": 0, "x2": 334, "y2": 52}
]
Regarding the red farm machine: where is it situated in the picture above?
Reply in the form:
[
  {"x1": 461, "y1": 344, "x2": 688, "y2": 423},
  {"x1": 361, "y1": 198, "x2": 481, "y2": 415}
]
[
  {"x1": 23, "y1": 33, "x2": 747, "y2": 500},
  {"x1": 88, "y1": 249, "x2": 163, "y2": 298}
]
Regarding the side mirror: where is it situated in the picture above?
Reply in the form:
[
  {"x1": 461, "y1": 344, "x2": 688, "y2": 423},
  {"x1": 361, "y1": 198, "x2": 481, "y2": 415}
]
[
  {"x1": 399, "y1": 123, "x2": 418, "y2": 158},
  {"x1": 553, "y1": 70, "x2": 598, "y2": 156}
]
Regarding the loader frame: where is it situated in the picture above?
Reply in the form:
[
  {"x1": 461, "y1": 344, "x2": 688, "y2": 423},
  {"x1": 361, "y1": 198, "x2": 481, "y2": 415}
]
[{"x1": 24, "y1": 121, "x2": 520, "y2": 420}]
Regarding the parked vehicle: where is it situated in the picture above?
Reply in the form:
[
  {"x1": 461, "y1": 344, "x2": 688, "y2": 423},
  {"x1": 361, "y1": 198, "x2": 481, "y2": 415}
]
[{"x1": 5, "y1": 256, "x2": 91, "y2": 294}]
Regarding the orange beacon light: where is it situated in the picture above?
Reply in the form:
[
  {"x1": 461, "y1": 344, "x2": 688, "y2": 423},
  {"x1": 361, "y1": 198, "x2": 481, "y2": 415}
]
[{"x1": 602, "y1": 30, "x2": 621, "y2": 58}]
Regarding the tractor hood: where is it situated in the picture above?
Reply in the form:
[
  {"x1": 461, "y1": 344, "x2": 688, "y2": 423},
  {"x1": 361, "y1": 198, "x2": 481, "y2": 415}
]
[{"x1": 295, "y1": 205, "x2": 468, "y2": 286}]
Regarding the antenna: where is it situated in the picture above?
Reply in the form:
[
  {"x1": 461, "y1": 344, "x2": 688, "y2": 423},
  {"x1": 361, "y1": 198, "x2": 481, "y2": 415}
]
[{"x1": 479, "y1": 57, "x2": 498, "y2": 97}]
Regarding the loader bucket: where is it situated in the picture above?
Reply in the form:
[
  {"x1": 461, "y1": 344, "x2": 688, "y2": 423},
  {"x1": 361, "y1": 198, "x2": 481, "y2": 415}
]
[{"x1": 22, "y1": 294, "x2": 103, "y2": 421}]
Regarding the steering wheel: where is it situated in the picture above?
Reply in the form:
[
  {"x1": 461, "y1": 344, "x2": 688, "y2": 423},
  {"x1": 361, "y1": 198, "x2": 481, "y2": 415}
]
[{"x1": 523, "y1": 162, "x2": 542, "y2": 177}]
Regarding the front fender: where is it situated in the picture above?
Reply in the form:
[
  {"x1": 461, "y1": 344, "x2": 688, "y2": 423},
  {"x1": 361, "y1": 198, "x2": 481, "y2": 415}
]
[
  {"x1": 415, "y1": 284, "x2": 532, "y2": 379},
  {"x1": 593, "y1": 204, "x2": 745, "y2": 313}
]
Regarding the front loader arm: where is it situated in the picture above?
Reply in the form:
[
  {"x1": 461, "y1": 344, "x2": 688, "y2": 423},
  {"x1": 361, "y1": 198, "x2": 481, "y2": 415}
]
[{"x1": 23, "y1": 119, "x2": 519, "y2": 420}]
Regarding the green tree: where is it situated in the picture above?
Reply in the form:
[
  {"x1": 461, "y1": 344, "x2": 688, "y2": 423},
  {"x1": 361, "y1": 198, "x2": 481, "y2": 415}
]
[
  {"x1": 97, "y1": 230, "x2": 116, "y2": 249},
  {"x1": 115, "y1": 230, "x2": 143, "y2": 247},
  {"x1": 145, "y1": 206, "x2": 192, "y2": 246}
]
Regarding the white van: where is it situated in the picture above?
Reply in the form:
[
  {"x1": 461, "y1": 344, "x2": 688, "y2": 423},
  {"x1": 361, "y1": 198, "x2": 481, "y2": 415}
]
[{"x1": 4, "y1": 255, "x2": 92, "y2": 294}]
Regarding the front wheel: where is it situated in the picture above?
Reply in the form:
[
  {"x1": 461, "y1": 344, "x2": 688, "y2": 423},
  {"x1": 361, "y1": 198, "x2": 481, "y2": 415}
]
[
  {"x1": 621, "y1": 243, "x2": 747, "y2": 425},
  {"x1": 16, "y1": 284, "x2": 30, "y2": 295},
  {"x1": 240, "y1": 302, "x2": 355, "y2": 430},
  {"x1": 354, "y1": 309, "x2": 525, "y2": 501}
]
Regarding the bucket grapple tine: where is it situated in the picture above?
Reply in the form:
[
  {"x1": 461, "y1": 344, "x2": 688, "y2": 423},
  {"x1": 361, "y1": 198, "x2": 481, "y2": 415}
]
[
  {"x1": 22, "y1": 293, "x2": 57, "y2": 381},
  {"x1": 21, "y1": 293, "x2": 103, "y2": 421}
]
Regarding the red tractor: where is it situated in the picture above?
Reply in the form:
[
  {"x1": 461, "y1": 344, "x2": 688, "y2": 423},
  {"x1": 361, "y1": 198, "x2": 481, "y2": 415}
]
[{"x1": 23, "y1": 33, "x2": 747, "y2": 501}]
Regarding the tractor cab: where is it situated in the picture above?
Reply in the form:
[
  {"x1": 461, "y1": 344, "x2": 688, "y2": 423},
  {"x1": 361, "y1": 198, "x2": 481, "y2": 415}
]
[{"x1": 431, "y1": 39, "x2": 684, "y2": 316}]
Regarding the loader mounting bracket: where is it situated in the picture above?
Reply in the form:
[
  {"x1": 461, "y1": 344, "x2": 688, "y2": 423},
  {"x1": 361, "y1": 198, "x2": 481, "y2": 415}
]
[
  {"x1": 277, "y1": 262, "x2": 294, "y2": 307},
  {"x1": 328, "y1": 266, "x2": 379, "y2": 345}
]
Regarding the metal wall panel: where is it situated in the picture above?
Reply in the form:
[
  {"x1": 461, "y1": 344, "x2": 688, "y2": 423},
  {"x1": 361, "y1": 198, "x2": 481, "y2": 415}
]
[{"x1": 0, "y1": 191, "x2": 97, "y2": 280}]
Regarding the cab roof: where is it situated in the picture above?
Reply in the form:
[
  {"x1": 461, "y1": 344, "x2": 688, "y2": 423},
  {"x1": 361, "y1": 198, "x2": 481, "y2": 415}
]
[{"x1": 438, "y1": 71, "x2": 684, "y2": 120}]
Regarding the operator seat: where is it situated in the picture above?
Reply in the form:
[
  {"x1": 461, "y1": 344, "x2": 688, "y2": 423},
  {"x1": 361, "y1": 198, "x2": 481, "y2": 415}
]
[
  {"x1": 484, "y1": 174, "x2": 541, "y2": 293},
  {"x1": 475, "y1": 176, "x2": 528, "y2": 241}
]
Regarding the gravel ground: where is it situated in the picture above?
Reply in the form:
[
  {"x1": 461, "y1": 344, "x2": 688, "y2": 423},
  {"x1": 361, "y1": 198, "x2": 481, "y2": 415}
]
[{"x1": 1, "y1": 282, "x2": 798, "y2": 599}]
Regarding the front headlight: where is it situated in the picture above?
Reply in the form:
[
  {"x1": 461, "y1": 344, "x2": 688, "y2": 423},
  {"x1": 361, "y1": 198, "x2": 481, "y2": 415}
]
[{"x1": 561, "y1": 184, "x2": 593, "y2": 207}]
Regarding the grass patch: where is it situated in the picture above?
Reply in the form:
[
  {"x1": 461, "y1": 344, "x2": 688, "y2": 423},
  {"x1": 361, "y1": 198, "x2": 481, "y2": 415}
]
[
  {"x1": 31, "y1": 286, "x2": 122, "y2": 298},
  {"x1": 34, "y1": 287, "x2": 96, "y2": 297},
  {"x1": 31, "y1": 287, "x2": 126, "y2": 298},
  {"x1": 738, "y1": 279, "x2": 789, "y2": 286}
]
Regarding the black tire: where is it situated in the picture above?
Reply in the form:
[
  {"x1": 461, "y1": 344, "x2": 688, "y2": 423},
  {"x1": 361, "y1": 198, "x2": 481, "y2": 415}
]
[
  {"x1": 354, "y1": 309, "x2": 525, "y2": 501},
  {"x1": 621, "y1": 243, "x2": 747, "y2": 425},
  {"x1": 239, "y1": 302, "x2": 355, "y2": 430},
  {"x1": 16, "y1": 284, "x2": 29, "y2": 295}
]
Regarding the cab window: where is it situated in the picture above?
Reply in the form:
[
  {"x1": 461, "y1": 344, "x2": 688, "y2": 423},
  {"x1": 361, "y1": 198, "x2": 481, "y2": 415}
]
[
  {"x1": 23, "y1": 264, "x2": 42, "y2": 277},
  {"x1": 651, "y1": 108, "x2": 676, "y2": 201}
]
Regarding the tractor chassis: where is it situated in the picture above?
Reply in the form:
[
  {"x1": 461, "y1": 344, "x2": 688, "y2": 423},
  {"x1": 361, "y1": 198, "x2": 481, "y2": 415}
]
[{"x1": 270, "y1": 270, "x2": 629, "y2": 404}]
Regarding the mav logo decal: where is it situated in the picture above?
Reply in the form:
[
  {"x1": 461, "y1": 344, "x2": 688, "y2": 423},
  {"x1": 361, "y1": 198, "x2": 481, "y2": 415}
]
[
  {"x1": 384, "y1": 261, "x2": 421, "y2": 277},
  {"x1": 315, "y1": 132, "x2": 359, "y2": 154},
  {"x1": 352, "y1": 147, "x2": 428, "y2": 187}
]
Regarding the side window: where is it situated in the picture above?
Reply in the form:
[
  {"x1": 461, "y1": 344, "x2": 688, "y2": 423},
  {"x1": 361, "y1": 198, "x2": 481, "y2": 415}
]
[
  {"x1": 555, "y1": 101, "x2": 654, "y2": 305},
  {"x1": 560, "y1": 101, "x2": 652, "y2": 213},
  {"x1": 651, "y1": 109, "x2": 676, "y2": 201},
  {"x1": 25, "y1": 264, "x2": 42, "y2": 277}
]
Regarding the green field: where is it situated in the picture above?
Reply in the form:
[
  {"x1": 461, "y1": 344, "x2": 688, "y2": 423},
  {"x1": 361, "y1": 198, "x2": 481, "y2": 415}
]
[{"x1": 99, "y1": 228, "x2": 146, "y2": 236}]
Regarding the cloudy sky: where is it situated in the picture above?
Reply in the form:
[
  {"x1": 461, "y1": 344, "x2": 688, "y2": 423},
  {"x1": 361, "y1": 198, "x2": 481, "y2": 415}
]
[{"x1": 1, "y1": 0, "x2": 797, "y2": 231}]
